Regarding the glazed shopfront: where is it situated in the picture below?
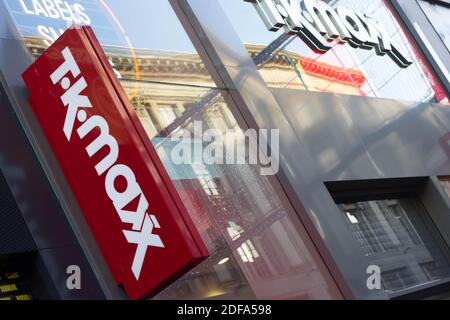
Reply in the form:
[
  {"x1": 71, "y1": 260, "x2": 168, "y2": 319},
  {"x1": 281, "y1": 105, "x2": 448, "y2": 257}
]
[{"x1": 1, "y1": 0, "x2": 450, "y2": 300}]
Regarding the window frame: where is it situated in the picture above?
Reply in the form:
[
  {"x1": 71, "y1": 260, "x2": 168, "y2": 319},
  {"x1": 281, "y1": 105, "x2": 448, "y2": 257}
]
[{"x1": 325, "y1": 176, "x2": 450, "y2": 299}]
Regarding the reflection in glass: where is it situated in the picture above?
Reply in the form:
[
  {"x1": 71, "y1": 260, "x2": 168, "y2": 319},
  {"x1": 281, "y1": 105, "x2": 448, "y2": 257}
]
[
  {"x1": 338, "y1": 197, "x2": 450, "y2": 294},
  {"x1": 417, "y1": 0, "x2": 450, "y2": 52},
  {"x1": 220, "y1": 0, "x2": 448, "y2": 104}
]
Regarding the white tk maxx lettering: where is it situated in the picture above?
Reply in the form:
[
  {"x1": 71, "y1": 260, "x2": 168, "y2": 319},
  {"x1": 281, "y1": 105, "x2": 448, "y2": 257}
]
[{"x1": 49, "y1": 46, "x2": 164, "y2": 280}]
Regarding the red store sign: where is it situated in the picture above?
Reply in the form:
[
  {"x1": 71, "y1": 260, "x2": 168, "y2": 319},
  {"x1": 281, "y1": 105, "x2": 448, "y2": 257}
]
[{"x1": 22, "y1": 26, "x2": 209, "y2": 300}]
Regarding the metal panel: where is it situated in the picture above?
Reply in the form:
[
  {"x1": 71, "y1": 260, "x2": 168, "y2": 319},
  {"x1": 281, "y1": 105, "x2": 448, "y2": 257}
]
[{"x1": 420, "y1": 176, "x2": 450, "y2": 248}]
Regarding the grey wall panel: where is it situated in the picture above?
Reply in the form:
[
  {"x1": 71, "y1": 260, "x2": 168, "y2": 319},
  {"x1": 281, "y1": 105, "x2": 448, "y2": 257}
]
[
  {"x1": 271, "y1": 88, "x2": 450, "y2": 298},
  {"x1": 272, "y1": 89, "x2": 450, "y2": 181},
  {"x1": 0, "y1": 66, "x2": 106, "y2": 300}
]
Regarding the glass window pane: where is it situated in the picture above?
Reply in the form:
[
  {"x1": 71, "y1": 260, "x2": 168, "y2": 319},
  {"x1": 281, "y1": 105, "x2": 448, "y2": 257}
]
[
  {"x1": 3, "y1": 0, "x2": 344, "y2": 299},
  {"x1": 338, "y1": 197, "x2": 450, "y2": 294},
  {"x1": 219, "y1": 0, "x2": 448, "y2": 104},
  {"x1": 127, "y1": 81, "x2": 342, "y2": 299}
]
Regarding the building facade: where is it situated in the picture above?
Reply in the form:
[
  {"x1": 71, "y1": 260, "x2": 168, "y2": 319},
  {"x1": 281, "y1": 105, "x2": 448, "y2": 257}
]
[{"x1": 0, "y1": 0, "x2": 450, "y2": 300}]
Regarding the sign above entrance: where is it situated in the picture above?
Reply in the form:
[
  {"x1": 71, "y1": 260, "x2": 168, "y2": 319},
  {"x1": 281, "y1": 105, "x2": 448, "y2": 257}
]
[{"x1": 245, "y1": 0, "x2": 413, "y2": 68}]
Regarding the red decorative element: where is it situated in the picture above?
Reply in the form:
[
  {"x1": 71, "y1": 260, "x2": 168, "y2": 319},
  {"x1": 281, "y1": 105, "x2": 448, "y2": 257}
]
[
  {"x1": 22, "y1": 26, "x2": 208, "y2": 300},
  {"x1": 299, "y1": 57, "x2": 366, "y2": 88}
]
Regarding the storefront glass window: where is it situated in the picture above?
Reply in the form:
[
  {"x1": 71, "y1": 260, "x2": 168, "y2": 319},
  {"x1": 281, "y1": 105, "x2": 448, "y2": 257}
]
[
  {"x1": 338, "y1": 197, "x2": 450, "y2": 295},
  {"x1": 219, "y1": 0, "x2": 448, "y2": 104},
  {"x1": 3, "y1": 0, "x2": 217, "y2": 88}
]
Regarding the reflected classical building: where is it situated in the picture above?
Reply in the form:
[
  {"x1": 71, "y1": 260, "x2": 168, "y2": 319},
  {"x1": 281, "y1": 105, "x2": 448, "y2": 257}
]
[{"x1": 25, "y1": 36, "x2": 365, "y2": 141}]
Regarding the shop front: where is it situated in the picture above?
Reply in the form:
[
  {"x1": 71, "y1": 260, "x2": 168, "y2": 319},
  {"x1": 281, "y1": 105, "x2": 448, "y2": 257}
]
[{"x1": 0, "y1": 0, "x2": 450, "y2": 300}]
